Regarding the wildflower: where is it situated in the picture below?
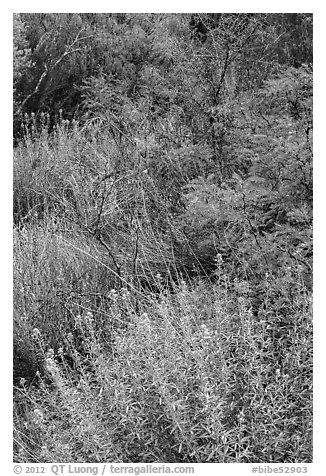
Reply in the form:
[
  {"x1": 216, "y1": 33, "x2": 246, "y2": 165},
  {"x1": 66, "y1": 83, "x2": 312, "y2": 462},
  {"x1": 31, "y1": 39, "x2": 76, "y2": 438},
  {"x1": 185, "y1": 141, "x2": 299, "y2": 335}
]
[
  {"x1": 33, "y1": 408, "x2": 44, "y2": 424},
  {"x1": 19, "y1": 378, "x2": 26, "y2": 386},
  {"x1": 139, "y1": 313, "x2": 151, "y2": 332},
  {"x1": 140, "y1": 312, "x2": 150, "y2": 326},
  {"x1": 45, "y1": 357, "x2": 56, "y2": 372},
  {"x1": 238, "y1": 410, "x2": 245, "y2": 423},
  {"x1": 85, "y1": 311, "x2": 94, "y2": 322},
  {"x1": 200, "y1": 324, "x2": 211, "y2": 339},
  {"x1": 74, "y1": 315, "x2": 82, "y2": 327},
  {"x1": 45, "y1": 348, "x2": 54, "y2": 359},
  {"x1": 109, "y1": 289, "x2": 118, "y2": 300},
  {"x1": 32, "y1": 328, "x2": 41, "y2": 339},
  {"x1": 66, "y1": 332, "x2": 74, "y2": 342},
  {"x1": 215, "y1": 253, "x2": 223, "y2": 265},
  {"x1": 17, "y1": 448, "x2": 25, "y2": 461},
  {"x1": 120, "y1": 288, "x2": 130, "y2": 299},
  {"x1": 180, "y1": 280, "x2": 187, "y2": 289}
]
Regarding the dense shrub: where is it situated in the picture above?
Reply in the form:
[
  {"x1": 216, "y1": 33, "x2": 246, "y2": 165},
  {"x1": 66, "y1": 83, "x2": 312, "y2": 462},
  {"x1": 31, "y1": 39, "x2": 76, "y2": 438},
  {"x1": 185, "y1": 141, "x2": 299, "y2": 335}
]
[
  {"x1": 13, "y1": 13, "x2": 312, "y2": 463},
  {"x1": 14, "y1": 281, "x2": 312, "y2": 463}
]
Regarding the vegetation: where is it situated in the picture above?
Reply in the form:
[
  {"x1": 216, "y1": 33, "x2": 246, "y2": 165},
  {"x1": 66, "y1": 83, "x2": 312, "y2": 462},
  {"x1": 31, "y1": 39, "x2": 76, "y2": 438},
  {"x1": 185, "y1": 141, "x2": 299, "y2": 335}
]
[{"x1": 13, "y1": 13, "x2": 313, "y2": 463}]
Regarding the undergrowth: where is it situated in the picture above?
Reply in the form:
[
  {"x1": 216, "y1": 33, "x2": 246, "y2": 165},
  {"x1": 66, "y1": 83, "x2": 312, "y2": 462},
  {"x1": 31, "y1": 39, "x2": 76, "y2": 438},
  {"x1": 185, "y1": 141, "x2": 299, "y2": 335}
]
[
  {"x1": 13, "y1": 223, "x2": 312, "y2": 463},
  {"x1": 13, "y1": 55, "x2": 312, "y2": 463}
]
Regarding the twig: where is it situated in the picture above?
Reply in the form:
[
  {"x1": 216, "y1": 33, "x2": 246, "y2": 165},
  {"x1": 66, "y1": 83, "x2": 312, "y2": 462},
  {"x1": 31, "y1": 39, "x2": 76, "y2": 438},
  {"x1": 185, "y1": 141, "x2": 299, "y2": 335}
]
[{"x1": 15, "y1": 29, "x2": 88, "y2": 117}]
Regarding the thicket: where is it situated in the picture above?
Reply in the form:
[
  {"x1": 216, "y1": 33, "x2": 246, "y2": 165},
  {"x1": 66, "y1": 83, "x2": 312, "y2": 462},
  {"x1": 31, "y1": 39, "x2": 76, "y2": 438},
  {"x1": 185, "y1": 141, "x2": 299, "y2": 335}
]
[{"x1": 13, "y1": 13, "x2": 313, "y2": 463}]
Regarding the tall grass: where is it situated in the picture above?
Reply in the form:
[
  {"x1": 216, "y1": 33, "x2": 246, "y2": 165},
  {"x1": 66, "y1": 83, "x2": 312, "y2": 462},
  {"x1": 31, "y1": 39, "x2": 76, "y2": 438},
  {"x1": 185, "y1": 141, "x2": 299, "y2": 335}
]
[{"x1": 13, "y1": 121, "x2": 313, "y2": 463}]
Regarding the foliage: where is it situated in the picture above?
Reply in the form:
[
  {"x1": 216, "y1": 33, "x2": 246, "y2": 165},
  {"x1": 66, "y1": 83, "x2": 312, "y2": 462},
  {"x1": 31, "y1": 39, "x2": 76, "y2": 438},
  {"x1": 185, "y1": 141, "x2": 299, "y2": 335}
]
[
  {"x1": 14, "y1": 281, "x2": 312, "y2": 463},
  {"x1": 13, "y1": 14, "x2": 32, "y2": 84},
  {"x1": 179, "y1": 65, "x2": 312, "y2": 308},
  {"x1": 13, "y1": 13, "x2": 313, "y2": 463}
]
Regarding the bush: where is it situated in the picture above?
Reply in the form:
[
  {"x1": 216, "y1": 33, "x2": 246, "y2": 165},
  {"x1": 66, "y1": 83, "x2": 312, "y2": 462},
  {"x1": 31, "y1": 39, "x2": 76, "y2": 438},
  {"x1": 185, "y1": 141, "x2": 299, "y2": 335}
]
[
  {"x1": 14, "y1": 279, "x2": 312, "y2": 463},
  {"x1": 13, "y1": 14, "x2": 313, "y2": 463}
]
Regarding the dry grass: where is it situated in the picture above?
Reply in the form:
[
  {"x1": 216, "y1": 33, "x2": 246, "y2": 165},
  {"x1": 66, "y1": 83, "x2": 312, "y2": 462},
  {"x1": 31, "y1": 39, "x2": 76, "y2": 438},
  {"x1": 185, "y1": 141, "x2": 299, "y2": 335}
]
[
  {"x1": 14, "y1": 245, "x2": 312, "y2": 462},
  {"x1": 13, "y1": 122, "x2": 312, "y2": 463}
]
